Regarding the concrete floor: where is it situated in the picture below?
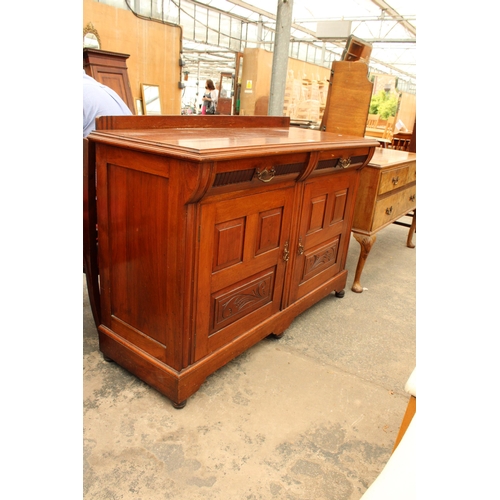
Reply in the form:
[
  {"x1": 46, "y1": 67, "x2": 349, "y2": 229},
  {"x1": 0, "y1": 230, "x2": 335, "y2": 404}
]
[{"x1": 83, "y1": 218, "x2": 416, "y2": 500}]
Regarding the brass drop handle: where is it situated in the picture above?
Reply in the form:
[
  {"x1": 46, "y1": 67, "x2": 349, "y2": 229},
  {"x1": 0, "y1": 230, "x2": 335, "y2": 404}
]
[
  {"x1": 297, "y1": 237, "x2": 304, "y2": 255},
  {"x1": 409, "y1": 194, "x2": 416, "y2": 202},
  {"x1": 338, "y1": 158, "x2": 351, "y2": 169},
  {"x1": 392, "y1": 176, "x2": 399, "y2": 185},
  {"x1": 283, "y1": 241, "x2": 290, "y2": 263},
  {"x1": 386, "y1": 206, "x2": 393, "y2": 215},
  {"x1": 256, "y1": 167, "x2": 276, "y2": 183}
]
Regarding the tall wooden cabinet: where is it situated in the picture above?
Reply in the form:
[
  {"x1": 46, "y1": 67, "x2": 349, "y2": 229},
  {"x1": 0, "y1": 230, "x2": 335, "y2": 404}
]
[
  {"x1": 86, "y1": 116, "x2": 378, "y2": 407},
  {"x1": 320, "y1": 61, "x2": 373, "y2": 137},
  {"x1": 83, "y1": 48, "x2": 135, "y2": 113}
]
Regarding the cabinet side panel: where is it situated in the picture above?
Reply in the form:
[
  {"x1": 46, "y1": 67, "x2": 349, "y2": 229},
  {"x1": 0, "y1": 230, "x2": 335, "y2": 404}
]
[{"x1": 107, "y1": 164, "x2": 170, "y2": 354}]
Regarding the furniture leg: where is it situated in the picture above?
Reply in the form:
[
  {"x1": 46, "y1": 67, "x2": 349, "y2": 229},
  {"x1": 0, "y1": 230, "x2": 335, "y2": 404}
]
[
  {"x1": 406, "y1": 209, "x2": 416, "y2": 248},
  {"x1": 172, "y1": 400, "x2": 187, "y2": 410},
  {"x1": 351, "y1": 233, "x2": 376, "y2": 293},
  {"x1": 268, "y1": 332, "x2": 284, "y2": 339}
]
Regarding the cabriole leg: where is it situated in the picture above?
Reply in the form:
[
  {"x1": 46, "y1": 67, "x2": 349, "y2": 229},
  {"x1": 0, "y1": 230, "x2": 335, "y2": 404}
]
[
  {"x1": 407, "y1": 209, "x2": 416, "y2": 248},
  {"x1": 351, "y1": 233, "x2": 376, "y2": 293}
]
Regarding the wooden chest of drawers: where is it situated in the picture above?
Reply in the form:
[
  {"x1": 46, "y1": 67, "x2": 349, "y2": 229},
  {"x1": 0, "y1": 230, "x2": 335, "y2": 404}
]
[
  {"x1": 85, "y1": 115, "x2": 378, "y2": 407},
  {"x1": 350, "y1": 148, "x2": 416, "y2": 292}
]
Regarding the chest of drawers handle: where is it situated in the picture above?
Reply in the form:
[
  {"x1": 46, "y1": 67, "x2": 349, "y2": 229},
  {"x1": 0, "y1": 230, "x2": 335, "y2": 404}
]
[
  {"x1": 392, "y1": 176, "x2": 399, "y2": 185},
  {"x1": 256, "y1": 167, "x2": 276, "y2": 183},
  {"x1": 386, "y1": 206, "x2": 393, "y2": 215},
  {"x1": 338, "y1": 158, "x2": 351, "y2": 168},
  {"x1": 409, "y1": 194, "x2": 415, "y2": 202}
]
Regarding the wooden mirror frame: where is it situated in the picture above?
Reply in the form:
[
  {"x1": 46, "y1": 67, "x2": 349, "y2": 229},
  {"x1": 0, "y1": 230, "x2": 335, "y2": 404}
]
[{"x1": 141, "y1": 84, "x2": 162, "y2": 115}]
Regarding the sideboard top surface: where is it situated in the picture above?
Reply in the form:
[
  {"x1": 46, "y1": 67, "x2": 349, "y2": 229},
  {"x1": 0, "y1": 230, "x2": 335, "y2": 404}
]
[
  {"x1": 369, "y1": 148, "x2": 417, "y2": 168},
  {"x1": 89, "y1": 118, "x2": 379, "y2": 161}
]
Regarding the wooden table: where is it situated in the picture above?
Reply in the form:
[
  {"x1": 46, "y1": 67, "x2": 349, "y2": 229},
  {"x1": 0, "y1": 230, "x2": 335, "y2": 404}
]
[
  {"x1": 365, "y1": 136, "x2": 391, "y2": 148},
  {"x1": 390, "y1": 132, "x2": 412, "y2": 151},
  {"x1": 364, "y1": 127, "x2": 385, "y2": 138},
  {"x1": 85, "y1": 115, "x2": 378, "y2": 407},
  {"x1": 350, "y1": 148, "x2": 416, "y2": 293}
]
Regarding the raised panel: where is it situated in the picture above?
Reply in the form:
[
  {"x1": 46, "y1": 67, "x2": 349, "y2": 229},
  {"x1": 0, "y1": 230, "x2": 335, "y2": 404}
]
[
  {"x1": 330, "y1": 189, "x2": 347, "y2": 225},
  {"x1": 256, "y1": 208, "x2": 283, "y2": 255},
  {"x1": 213, "y1": 217, "x2": 245, "y2": 271},
  {"x1": 307, "y1": 195, "x2": 327, "y2": 234}
]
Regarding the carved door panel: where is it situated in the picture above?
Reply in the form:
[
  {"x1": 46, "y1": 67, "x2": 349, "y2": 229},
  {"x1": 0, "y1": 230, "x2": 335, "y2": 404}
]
[
  {"x1": 194, "y1": 186, "x2": 295, "y2": 360},
  {"x1": 289, "y1": 171, "x2": 358, "y2": 303}
]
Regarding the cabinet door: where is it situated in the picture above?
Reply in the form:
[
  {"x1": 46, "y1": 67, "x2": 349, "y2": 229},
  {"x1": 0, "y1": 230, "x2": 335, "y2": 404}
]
[
  {"x1": 289, "y1": 171, "x2": 358, "y2": 303},
  {"x1": 194, "y1": 186, "x2": 295, "y2": 359}
]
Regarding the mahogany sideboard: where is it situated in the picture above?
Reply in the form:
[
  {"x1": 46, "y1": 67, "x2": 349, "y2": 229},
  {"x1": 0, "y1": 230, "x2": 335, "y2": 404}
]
[
  {"x1": 350, "y1": 148, "x2": 416, "y2": 293},
  {"x1": 85, "y1": 115, "x2": 378, "y2": 407}
]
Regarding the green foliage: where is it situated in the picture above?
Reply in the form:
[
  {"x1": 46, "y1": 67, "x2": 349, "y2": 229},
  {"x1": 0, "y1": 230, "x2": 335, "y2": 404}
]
[{"x1": 369, "y1": 90, "x2": 398, "y2": 120}]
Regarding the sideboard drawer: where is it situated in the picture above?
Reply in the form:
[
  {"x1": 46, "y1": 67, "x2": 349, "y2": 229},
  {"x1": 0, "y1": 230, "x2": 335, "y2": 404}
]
[
  {"x1": 373, "y1": 186, "x2": 416, "y2": 228},
  {"x1": 378, "y1": 162, "x2": 415, "y2": 195}
]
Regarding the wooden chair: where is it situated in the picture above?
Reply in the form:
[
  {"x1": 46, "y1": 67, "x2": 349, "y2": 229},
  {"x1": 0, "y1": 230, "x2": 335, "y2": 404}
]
[
  {"x1": 390, "y1": 137, "x2": 411, "y2": 151},
  {"x1": 382, "y1": 116, "x2": 395, "y2": 141},
  {"x1": 367, "y1": 114, "x2": 379, "y2": 128}
]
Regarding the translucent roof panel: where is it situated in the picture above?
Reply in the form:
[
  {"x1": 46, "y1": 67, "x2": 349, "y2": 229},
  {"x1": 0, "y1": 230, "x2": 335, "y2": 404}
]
[{"x1": 195, "y1": 0, "x2": 416, "y2": 82}]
